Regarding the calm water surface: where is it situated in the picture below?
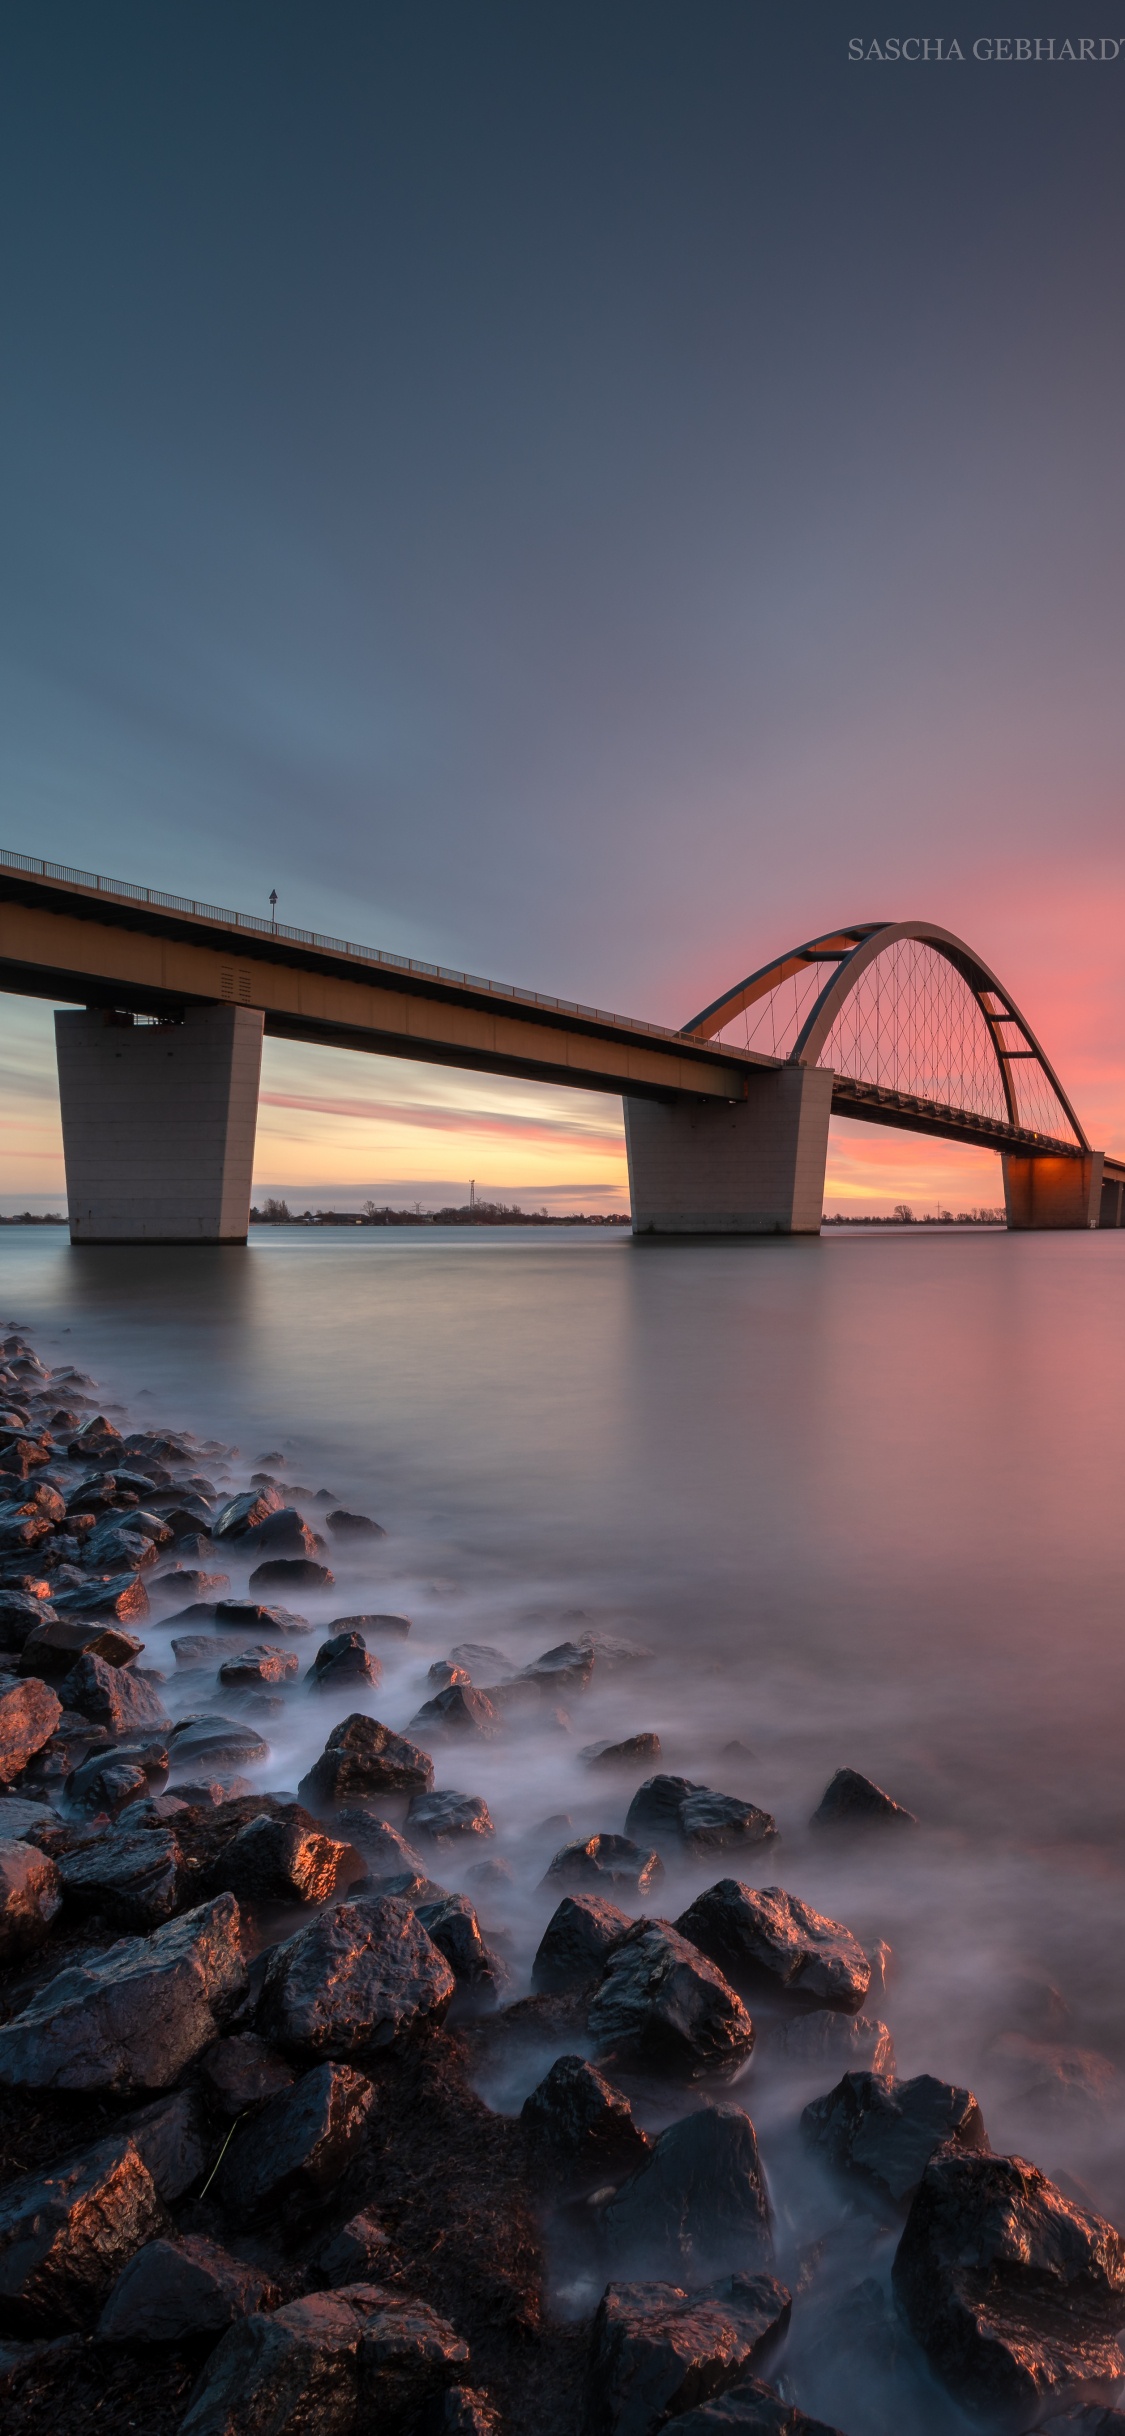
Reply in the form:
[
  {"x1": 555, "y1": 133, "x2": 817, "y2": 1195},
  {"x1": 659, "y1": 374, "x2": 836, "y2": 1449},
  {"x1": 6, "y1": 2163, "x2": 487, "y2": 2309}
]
[{"x1": 4, "y1": 1222, "x2": 1125, "y2": 2432}]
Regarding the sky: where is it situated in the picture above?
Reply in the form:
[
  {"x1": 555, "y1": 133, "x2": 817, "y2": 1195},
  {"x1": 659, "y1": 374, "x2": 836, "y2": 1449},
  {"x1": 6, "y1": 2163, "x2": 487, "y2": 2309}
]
[{"x1": 1, "y1": 2, "x2": 1123, "y2": 1213}]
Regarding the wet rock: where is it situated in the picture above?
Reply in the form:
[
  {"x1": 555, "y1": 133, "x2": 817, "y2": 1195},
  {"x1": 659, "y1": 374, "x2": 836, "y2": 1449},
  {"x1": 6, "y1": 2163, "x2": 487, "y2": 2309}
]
[
  {"x1": 0, "y1": 1587, "x2": 55, "y2": 1639},
  {"x1": 243, "y1": 1506, "x2": 320, "y2": 1559},
  {"x1": 173, "y1": 1773, "x2": 254, "y2": 1805},
  {"x1": 892, "y1": 2149, "x2": 1125, "y2": 2425},
  {"x1": 0, "y1": 2133, "x2": 166, "y2": 2334},
  {"x1": 250, "y1": 1555, "x2": 335, "y2": 1592},
  {"x1": 584, "y1": 2273, "x2": 792, "y2": 2436},
  {"x1": 810, "y1": 1768, "x2": 917, "y2": 1829},
  {"x1": 582, "y1": 1734, "x2": 663, "y2": 1769},
  {"x1": 218, "y1": 1642, "x2": 300, "y2": 1688},
  {"x1": 522, "y1": 2054, "x2": 650, "y2": 2192},
  {"x1": 761, "y1": 2012, "x2": 894, "y2": 2077},
  {"x1": 0, "y1": 1437, "x2": 51, "y2": 1482},
  {"x1": 369, "y1": 1869, "x2": 450, "y2": 1904},
  {"x1": 168, "y1": 1714, "x2": 270, "y2": 1772},
  {"x1": 0, "y1": 1675, "x2": 61, "y2": 1784},
  {"x1": 180, "y1": 2286, "x2": 465, "y2": 2436},
  {"x1": 676, "y1": 1884, "x2": 870, "y2": 2015},
  {"x1": 125, "y1": 2086, "x2": 215, "y2": 2200},
  {"x1": 52, "y1": 1573, "x2": 150, "y2": 1623},
  {"x1": 316, "y1": 2212, "x2": 391, "y2": 2285},
  {"x1": 415, "y1": 1893, "x2": 508, "y2": 2001},
  {"x1": 428, "y1": 1660, "x2": 472, "y2": 1689},
  {"x1": 426, "y1": 2386, "x2": 501, "y2": 2434},
  {"x1": 214, "y1": 1598, "x2": 311, "y2": 1635},
  {"x1": 533, "y1": 1895, "x2": 634, "y2": 1994},
  {"x1": 63, "y1": 1742, "x2": 168, "y2": 1816},
  {"x1": 544, "y1": 1833, "x2": 664, "y2": 1897},
  {"x1": 0, "y1": 1890, "x2": 246, "y2": 2092},
  {"x1": 802, "y1": 2068, "x2": 988, "y2": 2209},
  {"x1": 307, "y1": 1629, "x2": 381, "y2": 1691},
  {"x1": 299, "y1": 1712, "x2": 435, "y2": 1808},
  {"x1": 337, "y1": 1610, "x2": 412, "y2": 1639},
  {"x1": 82, "y1": 1521, "x2": 159, "y2": 1572},
  {"x1": 213, "y1": 1486, "x2": 284, "y2": 1540},
  {"x1": 0, "y1": 1793, "x2": 54, "y2": 1838},
  {"x1": 257, "y1": 1893, "x2": 455, "y2": 2059},
  {"x1": 57, "y1": 1818, "x2": 183, "y2": 1929},
  {"x1": 200, "y1": 2031, "x2": 296, "y2": 2115},
  {"x1": 0, "y1": 1835, "x2": 61, "y2": 1957},
  {"x1": 357, "y1": 2295, "x2": 472, "y2": 2421},
  {"x1": 405, "y1": 1789, "x2": 493, "y2": 1844},
  {"x1": 327, "y1": 1509, "x2": 384, "y2": 1538},
  {"x1": 153, "y1": 1567, "x2": 229, "y2": 1603},
  {"x1": 522, "y1": 1638, "x2": 596, "y2": 1693},
  {"x1": 20, "y1": 1615, "x2": 143, "y2": 1674},
  {"x1": 589, "y1": 1924, "x2": 755, "y2": 2079},
  {"x1": 335, "y1": 1813, "x2": 427, "y2": 1881},
  {"x1": 59, "y1": 1649, "x2": 171, "y2": 1735},
  {"x1": 626, "y1": 1777, "x2": 777, "y2": 1856},
  {"x1": 97, "y1": 2233, "x2": 275, "y2": 2342},
  {"x1": 217, "y1": 2060, "x2": 376, "y2": 2223},
  {"x1": 660, "y1": 2386, "x2": 844, "y2": 2434},
  {"x1": 450, "y1": 1642, "x2": 512, "y2": 1676},
  {"x1": 410, "y1": 1684, "x2": 501, "y2": 1739},
  {"x1": 173, "y1": 1634, "x2": 229, "y2": 1666},
  {"x1": 211, "y1": 1809, "x2": 362, "y2": 1906},
  {"x1": 68, "y1": 1418, "x2": 126, "y2": 1463},
  {"x1": 601, "y1": 2107, "x2": 773, "y2": 2280}
]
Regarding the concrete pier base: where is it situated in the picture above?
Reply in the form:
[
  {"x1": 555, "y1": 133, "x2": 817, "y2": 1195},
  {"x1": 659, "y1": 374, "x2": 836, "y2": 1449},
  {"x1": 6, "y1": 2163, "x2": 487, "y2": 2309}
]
[
  {"x1": 55, "y1": 1004, "x2": 264, "y2": 1243},
  {"x1": 1002, "y1": 1150, "x2": 1104, "y2": 1231},
  {"x1": 624, "y1": 1064, "x2": 834, "y2": 1235}
]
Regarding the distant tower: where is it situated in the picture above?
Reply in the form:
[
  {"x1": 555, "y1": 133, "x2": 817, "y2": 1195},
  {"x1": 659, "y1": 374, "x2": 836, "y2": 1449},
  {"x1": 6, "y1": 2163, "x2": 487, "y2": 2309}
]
[{"x1": 469, "y1": 1178, "x2": 475, "y2": 1211}]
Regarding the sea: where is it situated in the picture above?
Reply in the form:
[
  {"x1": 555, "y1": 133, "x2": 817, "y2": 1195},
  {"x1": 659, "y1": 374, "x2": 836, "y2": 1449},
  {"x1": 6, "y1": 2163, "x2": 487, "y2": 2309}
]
[{"x1": 4, "y1": 1220, "x2": 1125, "y2": 2433}]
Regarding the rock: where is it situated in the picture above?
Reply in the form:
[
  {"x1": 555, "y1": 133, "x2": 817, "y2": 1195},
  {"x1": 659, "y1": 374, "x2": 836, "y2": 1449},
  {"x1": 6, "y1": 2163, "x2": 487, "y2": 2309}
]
[
  {"x1": 67, "y1": 1418, "x2": 125, "y2": 1462},
  {"x1": 62, "y1": 1742, "x2": 168, "y2": 1816},
  {"x1": 175, "y1": 1775, "x2": 254, "y2": 1805},
  {"x1": 316, "y1": 2212, "x2": 391, "y2": 2285},
  {"x1": 405, "y1": 1789, "x2": 493, "y2": 1844},
  {"x1": 582, "y1": 1734, "x2": 663, "y2": 1768},
  {"x1": 200, "y1": 2032, "x2": 296, "y2": 2115},
  {"x1": 0, "y1": 1891, "x2": 246, "y2": 2093},
  {"x1": 307, "y1": 1630, "x2": 381, "y2": 1691},
  {"x1": 211, "y1": 1809, "x2": 361, "y2": 1906},
  {"x1": 213, "y1": 1486, "x2": 284, "y2": 1540},
  {"x1": 52, "y1": 1574, "x2": 150, "y2": 1622},
  {"x1": 626, "y1": 1778, "x2": 777, "y2": 1855},
  {"x1": 336, "y1": 1610, "x2": 411, "y2": 1638},
  {"x1": 802, "y1": 2068, "x2": 989, "y2": 2208},
  {"x1": 544, "y1": 1833, "x2": 664, "y2": 1897},
  {"x1": 244, "y1": 1506, "x2": 320, "y2": 1559},
  {"x1": 0, "y1": 1836, "x2": 61, "y2": 1957},
  {"x1": 522, "y1": 2054, "x2": 650, "y2": 2192},
  {"x1": 0, "y1": 2134, "x2": 166, "y2": 2334},
  {"x1": 1039, "y1": 2412, "x2": 1125, "y2": 2434},
  {"x1": 0, "y1": 1794, "x2": 54, "y2": 1839},
  {"x1": 257, "y1": 1894, "x2": 455, "y2": 2059},
  {"x1": 82, "y1": 1521, "x2": 159, "y2": 1572},
  {"x1": 365, "y1": 1870, "x2": 449, "y2": 1904},
  {"x1": 336, "y1": 1814, "x2": 427, "y2": 1881},
  {"x1": 415, "y1": 1893, "x2": 507, "y2": 2001},
  {"x1": 426, "y1": 2387, "x2": 500, "y2": 2434},
  {"x1": 450, "y1": 1642, "x2": 512, "y2": 1676},
  {"x1": 356, "y1": 2295, "x2": 471, "y2": 2421},
  {"x1": 601, "y1": 2107, "x2": 773, "y2": 2280},
  {"x1": 409, "y1": 1684, "x2": 501, "y2": 1739},
  {"x1": 299, "y1": 1713, "x2": 435, "y2": 1808},
  {"x1": 124, "y1": 2087, "x2": 215, "y2": 2200},
  {"x1": 0, "y1": 1588, "x2": 55, "y2": 1638},
  {"x1": 168, "y1": 1715, "x2": 270, "y2": 1772},
  {"x1": 465, "y1": 1855, "x2": 514, "y2": 1891},
  {"x1": 250, "y1": 1556, "x2": 335, "y2": 1592},
  {"x1": 589, "y1": 1924, "x2": 755, "y2": 2079},
  {"x1": 676, "y1": 1885, "x2": 870, "y2": 2015},
  {"x1": 0, "y1": 1675, "x2": 61, "y2": 1785},
  {"x1": 660, "y1": 2386, "x2": 845, "y2": 2434},
  {"x1": 58, "y1": 1650, "x2": 171, "y2": 1735},
  {"x1": 428, "y1": 1660, "x2": 472, "y2": 1689},
  {"x1": 522, "y1": 1638, "x2": 595, "y2": 1693},
  {"x1": 0, "y1": 1438, "x2": 51, "y2": 1482},
  {"x1": 761, "y1": 2012, "x2": 894, "y2": 2077},
  {"x1": 533, "y1": 1895, "x2": 634, "y2": 1994},
  {"x1": 180, "y1": 2286, "x2": 465, "y2": 2436},
  {"x1": 892, "y1": 2149, "x2": 1125, "y2": 2425},
  {"x1": 584, "y1": 2273, "x2": 792, "y2": 2436},
  {"x1": 173, "y1": 1635, "x2": 229, "y2": 1666},
  {"x1": 57, "y1": 1819, "x2": 183, "y2": 1929},
  {"x1": 810, "y1": 1768, "x2": 917, "y2": 1829},
  {"x1": 97, "y1": 2234, "x2": 275, "y2": 2342},
  {"x1": 218, "y1": 1643, "x2": 300, "y2": 1688},
  {"x1": 20, "y1": 1616, "x2": 143, "y2": 1674},
  {"x1": 217, "y1": 2060, "x2": 376, "y2": 2223},
  {"x1": 327, "y1": 1509, "x2": 384, "y2": 1538},
  {"x1": 152, "y1": 1566, "x2": 229, "y2": 1603},
  {"x1": 214, "y1": 1598, "x2": 312, "y2": 1635}
]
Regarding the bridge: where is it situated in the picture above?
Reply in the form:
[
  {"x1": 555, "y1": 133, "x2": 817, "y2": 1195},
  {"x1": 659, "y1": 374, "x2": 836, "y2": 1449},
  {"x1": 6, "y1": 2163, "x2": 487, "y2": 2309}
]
[{"x1": 0, "y1": 850, "x2": 1120, "y2": 1241}]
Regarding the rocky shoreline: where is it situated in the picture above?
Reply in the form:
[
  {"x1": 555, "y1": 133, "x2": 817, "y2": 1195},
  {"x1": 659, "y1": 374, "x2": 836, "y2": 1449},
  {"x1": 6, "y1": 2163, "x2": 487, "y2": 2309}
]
[{"x1": 0, "y1": 1330, "x2": 1123, "y2": 2436}]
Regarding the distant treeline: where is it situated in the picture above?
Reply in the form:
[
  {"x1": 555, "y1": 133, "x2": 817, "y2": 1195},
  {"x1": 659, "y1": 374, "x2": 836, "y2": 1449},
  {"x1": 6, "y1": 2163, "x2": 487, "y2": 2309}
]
[
  {"x1": 823, "y1": 1207, "x2": 1006, "y2": 1226},
  {"x1": 251, "y1": 1198, "x2": 629, "y2": 1227},
  {"x1": 0, "y1": 1212, "x2": 67, "y2": 1225}
]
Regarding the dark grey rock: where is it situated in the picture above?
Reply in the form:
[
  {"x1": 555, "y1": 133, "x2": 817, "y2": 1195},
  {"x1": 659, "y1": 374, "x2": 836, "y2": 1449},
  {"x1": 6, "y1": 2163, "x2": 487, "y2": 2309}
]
[
  {"x1": 63, "y1": 1742, "x2": 169, "y2": 1816},
  {"x1": 52, "y1": 1574, "x2": 151, "y2": 1624},
  {"x1": 97, "y1": 2233, "x2": 275, "y2": 2341},
  {"x1": 199, "y1": 2032, "x2": 296, "y2": 2116},
  {"x1": 243, "y1": 1506, "x2": 319, "y2": 1559},
  {"x1": 58, "y1": 1651, "x2": 170, "y2": 1736},
  {"x1": 124, "y1": 2087, "x2": 215, "y2": 2201},
  {"x1": 0, "y1": 1794, "x2": 54, "y2": 1839},
  {"x1": 893, "y1": 2150, "x2": 1125, "y2": 2425},
  {"x1": 0, "y1": 2134, "x2": 166, "y2": 2334},
  {"x1": 335, "y1": 1610, "x2": 411, "y2": 1638},
  {"x1": 180, "y1": 2287, "x2": 467, "y2": 2436},
  {"x1": 0, "y1": 1890, "x2": 247, "y2": 2093},
  {"x1": 406, "y1": 1789, "x2": 493, "y2": 1844},
  {"x1": 589, "y1": 1923, "x2": 754, "y2": 2079},
  {"x1": 602, "y1": 2107, "x2": 773, "y2": 2280},
  {"x1": 581, "y1": 1734, "x2": 663, "y2": 1769},
  {"x1": 217, "y1": 2060, "x2": 376, "y2": 2223},
  {"x1": 532, "y1": 1893, "x2": 635, "y2": 1995},
  {"x1": 217, "y1": 1643, "x2": 299, "y2": 1688},
  {"x1": 20, "y1": 1616, "x2": 142, "y2": 1674},
  {"x1": 409, "y1": 1684, "x2": 501, "y2": 1739},
  {"x1": 208, "y1": 1808, "x2": 361, "y2": 1907},
  {"x1": 168, "y1": 1715, "x2": 270, "y2": 1772},
  {"x1": 212, "y1": 1486, "x2": 284, "y2": 1540},
  {"x1": 626, "y1": 1778, "x2": 777, "y2": 1856},
  {"x1": 57, "y1": 1819, "x2": 183, "y2": 1930},
  {"x1": 415, "y1": 1893, "x2": 508, "y2": 2002},
  {"x1": 802, "y1": 2068, "x2": 988, "y2": 2208},
  {"x1": 522, "y1": 1639, "x2": 595, "y2": 1693},
  {"x1": 584, "y1": 2273, "x2": 792, "y2": 2436},
  {"x1": 661, "y1": 2385, "x2": 845, "y2": 2435},
  {"x1": 213, "y1": 1599, "x2": 311, "y2": 1635},
  {"x1": 316, "y1": 2212, "x2": 391, "y2": 2286},
  {"x1": 256, "y1": 1893, "x2": 455, "y2": 2059},
  {"x1": 676, "y1": 1884, "x2": 870, "y2": 2015},
  {"x1": 521, "y1": 2054, "x2": 650, "y2": 2193},
  {"x1": 335, "y1": 1814, "x2": 427, "y2": 1882},
  {"x1": 357, "y1": 2295, "x2": 471, "y2": 2421},
  {"x1": 810, "y1": 1768, "x2": 917, "y2": 1829},
  {"x1": 326, "y1": 1510, "x2": 384, "y2": 1538},
  {"x1": 0, "y1": 1836, "x2": 61, "y2": 1958},
  {"x1": 0, "y1": 1676, "x2": 61, "y2": 1786},
  {"x1": 625, "y1": 1776, "x2": 709, "y2": 1843},
  {"x1": 306, "y1": 1630, "x2": 380, "y2": 1691},
  {"x1": 299, "y1": 1712, "x2": 434, "y2": 1808},
  {"x1": 544, "y1": 1834, "x2": 664, "y2": 1896},
  {"x1": 249, "y1": 1556, "x2": 335, "y2": 1593}
]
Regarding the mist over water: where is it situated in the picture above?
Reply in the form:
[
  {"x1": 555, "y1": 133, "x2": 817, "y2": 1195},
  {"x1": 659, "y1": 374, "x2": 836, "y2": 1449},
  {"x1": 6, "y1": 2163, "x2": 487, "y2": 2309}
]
[{"x1": 5, "y1": 1222, "x2": 1125, "y2": 2433}]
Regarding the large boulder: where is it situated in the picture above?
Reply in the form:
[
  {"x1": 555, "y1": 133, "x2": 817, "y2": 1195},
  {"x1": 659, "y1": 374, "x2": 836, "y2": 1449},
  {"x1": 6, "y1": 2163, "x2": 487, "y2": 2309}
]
[
  {"x1": 299, "y1": 1713, "x2": 435, "y2": 1808},
  {"x1": 168, "y1": 1715, "x2": 270, "y2": 1773},
  {"x1": 125, "y1": 2086, "x2": 216, "y2": 2201},
  {"x1": 180, "y1": 2286, "x2": 467, "y2": 2436},
  {"x1": 584, "y1": 2274, "x2": 792, "y2": 2436},
  {"x1": 405, "y1": 1789, "x2": 493, "y2": 1844},
  {"x1": 601, "y1": 2108, "x2": 773, "y2": 2281},
  {"x1": 20, "y1": 1616, "x2": 142, "y2": 1674},
  {"x1": 208, "y1": 1808, "x2": 362, "y2": 1907},
  {"x1": 675, "y1": 1884, "x2": 870, "y2": 2015},
  {"x1": 0, "y1": 1836, "x2": 61, "y2": 1959},
  {"x1": 249, "y1": 1557, "x2": 335, "y2": 1594},
  {"x1": 810, "y1": 1768, "x2": 916, "y2": 1829},
  {"x1": 57, "y1": 1819, "x2": 184, "y2": 1930},
  {"x1": 257, "y1": 1894, "x2": 455, "y2": 2060},
  {"x1": 199, "y1": 2032, "x2": 296, "y2": 2116},
  {"x1": 58, "y1": 1650, "x2": 171, "y2": 1736},
  {"x1": 62, "y1": 1740, "x2": 168, "y2": 1817},
  {"x1": 218, "y1": 1643, "x2": 299, "y2": 1688},
  {"x1": 0, "y1": 1675, "x2": 61, "y2": 1786},
  {"x1": 214, "y1": 1600, "x2": 311, "y2": 1636},
  {"x1": 307, "y1": 1631, "x2": 381, "y2": 1692},
  {"x1": 625, "y1": 1778, "x2": 777, "y2": 1857},
  {"x1": 588, "y1": 1923, "x2": 754, "y2": 2078},
  {"x1": 0, "y1": 1891, "x2": 247, "y2": 2093},
  {"x1": 217, "y1": 2061, "x2": 376, "y2": 2224},
  {"x1": 52, "y1": 1574, "x2": 150, "y2": 1623},
  {"x1": 521, "y1": 2055, "x2": 650, "y2": 2194},
  {"x1": 0, "y1": 2134, "x2": 166, "y2": 2334},
  {"x1": 335, "y1": 1815, "x2": 427, "y2": 1884},
  {"x1": 316, "y1": 2213, "x2": 391, "y2": 2287},
  {"x1": 543, "y1": 1834, "x2": 664, "y2": 1897},
  {"x1": 532, "y1": 1893, "x2": 633, "y2": 1995},
  {"x1": 522, "y1": 1639, "x2": 596, "y2": 1693},
  {"x1": 97, "y1": 2233, "x2": 275, "y2": 2342},
  {"x1": 802, "y1": 2069, "x2": 988, "y2": 2208},
  {"x1": 242, "y1": 1506, "x2": 319, "y2": 1559},
  {"x1": 415, "y1": 1893, "x2": 508, "y2": 2002},
  {"x1": 892, "y1": 2150, "x2": 1125, "y2": 2426},
  {"x1": 212, "y1": 1486, "x2": 284, "y2": 1540}
]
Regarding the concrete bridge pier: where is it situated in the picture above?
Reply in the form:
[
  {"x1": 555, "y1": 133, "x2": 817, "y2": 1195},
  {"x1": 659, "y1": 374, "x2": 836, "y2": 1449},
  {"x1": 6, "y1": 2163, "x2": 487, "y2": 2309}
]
[
  {"x1": 1002, "y1": 1150, "x2": 1104, "y2": 1231},
  {"x1": 624, "y1": 1064, "x2": 834, "y2": 1235},
  {"x1": 55, "y1": 1004, "x2": 263, "y2": 1244}
]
